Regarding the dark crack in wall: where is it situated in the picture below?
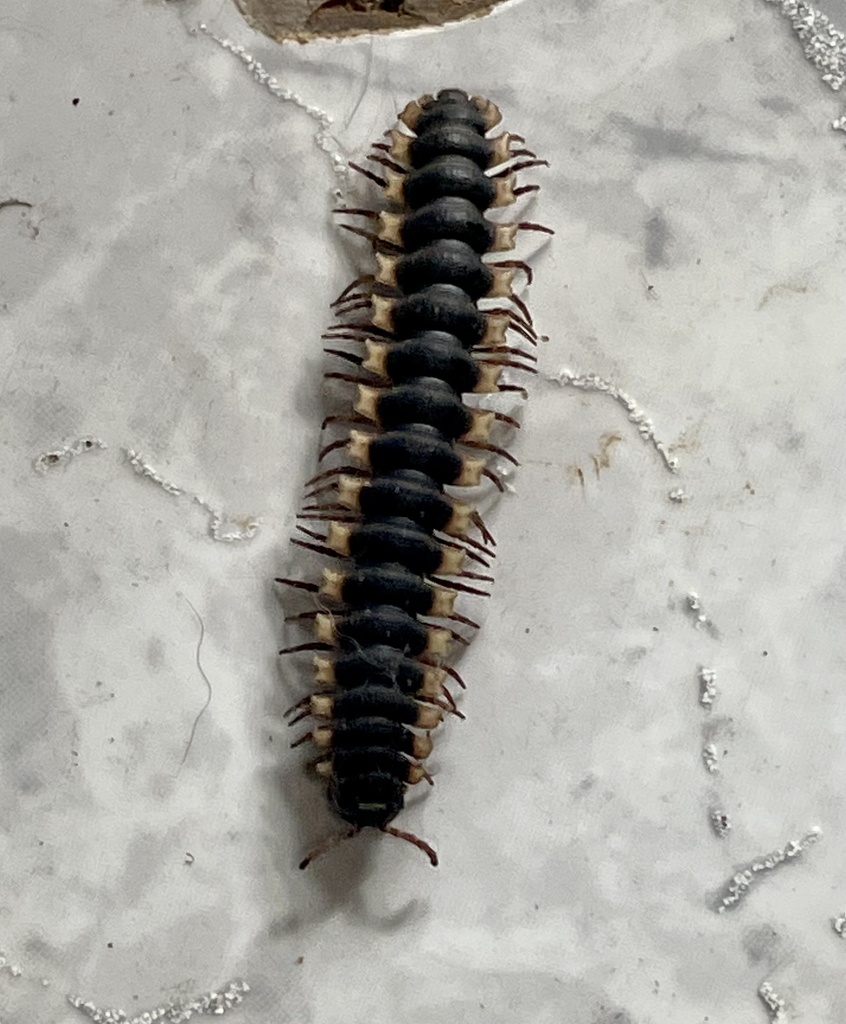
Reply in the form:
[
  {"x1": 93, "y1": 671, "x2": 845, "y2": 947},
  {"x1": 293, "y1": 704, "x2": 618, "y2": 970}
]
[{"x1": 234, "y1": 0, "x2": 512, "y2": 43}]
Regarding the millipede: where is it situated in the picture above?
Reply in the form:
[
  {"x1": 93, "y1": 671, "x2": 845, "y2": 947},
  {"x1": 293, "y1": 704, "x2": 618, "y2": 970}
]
[{"x1": 277, "y1": 89, "x2": 551, "y2": 869}]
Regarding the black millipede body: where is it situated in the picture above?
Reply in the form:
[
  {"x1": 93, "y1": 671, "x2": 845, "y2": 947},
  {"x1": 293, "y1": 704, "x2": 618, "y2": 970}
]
[{"x1": 278, "y1": 89, "x2": 550, "y2": 869}]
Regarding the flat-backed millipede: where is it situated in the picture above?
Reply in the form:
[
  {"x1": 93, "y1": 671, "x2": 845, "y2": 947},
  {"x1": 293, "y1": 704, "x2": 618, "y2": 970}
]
[{"x1": 277, "y1": 89, "x2": 550, "y2": 869}]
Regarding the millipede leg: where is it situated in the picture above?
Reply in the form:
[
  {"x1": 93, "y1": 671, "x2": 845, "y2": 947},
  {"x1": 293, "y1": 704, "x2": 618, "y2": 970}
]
[
  {"x1": 280, "y1": 641, "x2": 332, "y2": 656},
  {"x1": 474, "y1": 344, "x2": 537, "y2": 363},
  {"x1": 333, "y1": 275, "x2": 375, "y2": 306},
  {"x1": 489, "y1": 258, "x2": 534, "y2": 286},
  {"x1": 429, "y1": 575, "x2": 491, "y2": 598},
  {"x1": 331, "y1": 297, "x2": 372, "y2": 315},
  {"x1": 323, "y1": 321, "x2": 393, "y2": 337},
  {"x1": 339, "y1": 223, "x2": 399, "y2": 249},
  {"x1": 483, "y1": 467, "x2": 506, "y2": 492},
  {"x1": 518, "y1": 220, "x2": 554, "y2": 235},
  {"x1": 490, "y1": 158, "x2": 549, "y2": 176},
  {"x1": 284, "y1": 609, "x2": 323, "y2": 624},
  {"x1": 325, "y1": 370, "x2": 380, "y2": 387},
  {"x1": 318, "y1": 437, "x2": 350, "y2": 462},
  {"x1": 332, "y1": 207, "x2": 378, "y2": 218},
  {"x1": 305, "y1": 464, "x2": 366, "y2": 489},
  {"x1": 509, "y1": 292, "x2": 535, "y2": 326},
  {"x1": 296, "y1": 511, "x2": 358, "y2": 524},
  {"x1": 321, "y1": 412, "x2": 371, "y2": 430},
  {"x1": 301, "y1": 481, "x2": 340, "y2": 501},
  {"x1": 380, "y1": 826, "x2": 438, "y2": 867},
  {"x1": 448, "y1": 611, "x2": 481, "y2": 630},
  {"x1": 323, "y1": 349, "x2": 364, "y2": 367},
  {"x1": 291, "y1": 538, "x2": 344, "y2": 559},
  {"x1": 367, "y1": 153, "x2": 407, "y2": 175},
  {"x1": 296, "y1": 524, "x2": 329, "y2": 543},
  {"x1": 493, "y1": 411, "x2": 521, "y2": 429},
  {"x1": 299, "y1": 826, "x2": 361, "y2": 870},
  {"x1": 437, "y1": 530, "x2": 494, "y2": 558},
  {"x1": 470, "y1": 509, "x2": 496, "y2": 547},
  {"x1": 421, "y1": 659, "x2": 467, "y2": 690},
  {"x1": 300, "y1": 500, "x2": 348, "y2": 513},
  {"x1": 283, "y1": 694, "x2": 314, "y2": 718},
  {"x1": 349, "y1": 161, "x2": 386, "y2": 187},
  {"x1": 463, "y1": 439, "x2": 519, "y2": 466},
  {"x1": 275, "y1": 577, "x2": 320, "y2": 594}
]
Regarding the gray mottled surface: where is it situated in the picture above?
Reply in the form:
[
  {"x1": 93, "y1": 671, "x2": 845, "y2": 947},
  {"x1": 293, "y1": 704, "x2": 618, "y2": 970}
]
[{"x1": 2, "y1": 1, "x2": 845, "y2": 1021}]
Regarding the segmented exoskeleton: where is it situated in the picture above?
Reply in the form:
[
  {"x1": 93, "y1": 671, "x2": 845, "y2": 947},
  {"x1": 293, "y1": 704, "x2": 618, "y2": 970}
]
[{"x1": 278, "y1": 90, "x2": 550, "y2": 868}]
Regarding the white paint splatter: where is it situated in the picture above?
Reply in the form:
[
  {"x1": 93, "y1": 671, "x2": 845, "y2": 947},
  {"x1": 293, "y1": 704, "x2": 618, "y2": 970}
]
[
  {"x1": 195, "y1": 23, "x2": 348, "y2": 192},
  {"x1": 551, "y1": 368, "x2": 678, "y2": 473},
  {"x1": 124, "y1": 448, "x2": 260, "y2": 543},
  {"x1": 0, "y1": 950, "x2": 23, "y2": 978},
  {"x1": 761, "y1": 0, "x2": 846, "y2": 145},
  {"x1": 709, "y1": 805, "x2": 732, "y2": 838},
  {"x1": 698, "y1": 666, "x2": 718, "y2": 708},
  {"x1": 68, "y1": 978, "x2": 249, "y2": 1024},
  {"x1": 702, "y1": 743, "x2": 720, "y2": 774},
  {"x1": 715, "y1": 826, "x2": 821, "y2": 912},
  {"x1": 124, "y1": 447, "x2": 183, "y2": 495},
  {"x1": 684, "y1": 591, "x2": 719, "y2": 637},
  {"x1": 33, "y1": 436, "x2": 108, "y2": 473},
  {"x1": 762, "y1": 0, "x2": 846, "y2": 92},
  {"x1": 758, "y1": 979, "x2": 788, "y2": 1022},
  {"x1": 831, "y1": 911, "x2": 846, "y2": 937},
  {"x1": 668, "y1": 487, "x2": 688, "y2": 503}
]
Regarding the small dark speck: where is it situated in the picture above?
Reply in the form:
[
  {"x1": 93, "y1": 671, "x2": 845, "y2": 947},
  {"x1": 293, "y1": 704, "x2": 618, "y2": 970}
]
[
  {"x1": 72, "y1": 97, "x2": 80, "y2": 106},
  {"x1": 106, "y1": 942, "x2": 113, "y2": 949},
  {"x1": 108, "y1": 110, "x2": 114, "y2": 116},
  {"x1": 652, "y1": 626, "x2": 659, "y2": 632},
  {"x1": 728, "y1": 35, "x2": 734, "y2": 42},
  {"x1": 184, "y1": 851, "x2": 194, "y2": 865},
  {"x1": 38, "y1": 840, "x2": 44, "y2": 846},
  {"x1": 762, "y1": 651, "x2": 768, "y2": 657},
  {"x1": 295, "y1": 956, "x2": 304, "y2": 965},
  {"x1": 63, "y1": 521, "x2": 69, "y2": 527},
  {"x1": 524, "y1": 627, "x2": 530, "y2": 634}
]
